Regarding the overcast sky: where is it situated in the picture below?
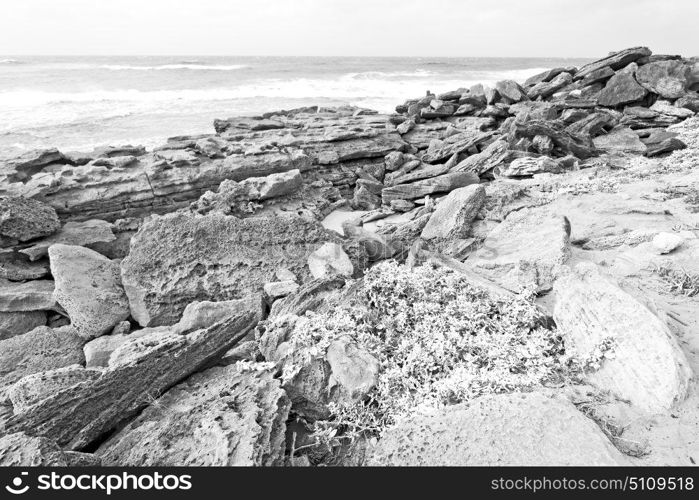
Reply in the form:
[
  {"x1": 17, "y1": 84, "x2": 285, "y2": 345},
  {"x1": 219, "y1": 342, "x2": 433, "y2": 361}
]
[{"x1": 1, "y1": 0, "x2": 697, "y2": 57}]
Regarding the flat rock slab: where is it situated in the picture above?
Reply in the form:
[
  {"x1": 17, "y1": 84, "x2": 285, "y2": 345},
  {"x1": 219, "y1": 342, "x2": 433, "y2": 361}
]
[
  {"x1": 0, "y1": 311, "x2": 46, "y2": 341},
  {"x1": 0, "y1": 279, "x2": 55, "y2": 312},
  {"x1": 598, "y1": 71, "x2": 648, "y2": 107},
  {"x1": 421, "y1": 184, "x2": 485, "y2": 241},
  {"x1": 466, "y1": 207, "x2": 571, "y2": 293},
  {"x1": 575, "y1": 46, "x2": 651, "y2": 80},
  {"x1": 0, "y1": 325, "x2": 86, "y2": 396},
  {"x1": 20, "y1": 219, "x2": 115, "y2": 261},
  {"x1": 49, "y1": 244, "x2": 130, "y2": 338},
  {"x1": 554, "y1": 263, "x2": 692, "y2": 414},
  {"x1": 593, "y1": 127, "x2": 648, "y2": 154},
  {"x1": 121, "y1": 212, "x2": 336, "y2": 327},
  {"x1": 0, "y1": 252, "x2": 49, "y2": 281},
  {"x1": 6, "y1": 312, "x2": 258, "y2": 450},
  {"x1": 97, "y1": 365, "x2": 290, "y2": 466},
  {"x1": 381, "y1": 172, "x2": 479, "y2": 204},
  {"x1": 368, "y1": 392, "x2": 628, "y2": 466}
]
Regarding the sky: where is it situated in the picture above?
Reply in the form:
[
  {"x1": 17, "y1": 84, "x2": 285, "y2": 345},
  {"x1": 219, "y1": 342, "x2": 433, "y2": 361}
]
[{"x1": 1, "y1": 0, "x2": 697, "y2": 57}]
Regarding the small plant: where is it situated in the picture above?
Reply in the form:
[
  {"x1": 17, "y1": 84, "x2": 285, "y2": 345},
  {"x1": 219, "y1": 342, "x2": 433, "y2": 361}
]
[{"x1": 655, "y1": 265, "x2": 699, "y2": 297}]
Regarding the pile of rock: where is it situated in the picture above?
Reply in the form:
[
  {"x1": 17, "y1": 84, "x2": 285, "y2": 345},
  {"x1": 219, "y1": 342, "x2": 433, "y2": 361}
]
[{"x1": 0, "y1": 46, "x2": 698, "y2": 467}]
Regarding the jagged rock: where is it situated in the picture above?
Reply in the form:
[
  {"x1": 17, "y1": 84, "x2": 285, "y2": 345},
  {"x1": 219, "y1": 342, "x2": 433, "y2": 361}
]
[
  {"x1": 564, "y1": 110, "x2": 619, "y2": 137},
  {"x1": 452, "y1": 139, "x2": 510, "y2": 175},
  {"x1": 307, "y1": 242, "x2": 354, "y2": 279},
  {"x1": 421, "y1": 185, "x2": 485, "y2": 240},
  {"x1": 93, "y1": 144, "x2": 147, "y2": 158},
  {"x1": 386, "y1": 163, "x2": 449, "y2": 187},
  {"x1": 645, "y1": 137, "x2": 687, "y2": 157},
  {"x1": 495, "y1": 80, "x2": 529, "y2": 103},
  {"x1": 121, "y1": 213, "x2": 335, "y2": 326},
  {"x1": 598, "y1": 70, "x2": 648, "y2": 107},
  {"x1": 579, "y1": 66, "x2": 615, "y2": 86},
  {"x1": 269, "y1": 277, "x2": 346, "y2": 319},
  {"x1": 368, "y1": 392, "x2": 628, "y2": 466},
  {"x1": 527, "y1": 72, "x2": 573, "y2": 100},
  {"x1": 421, "y1": 131, "x2": 496, "y2": 163},
  {"x1": 84, "y1": 332, "x2": 145, "y2": 368},
  {"x1": 620, "y1": 106, "x2": 681, "y2": 129},
  {"x1": 5, "y1": 311, "x2": 258, "y2": 449},
  {"x1": 554, "y1": 263, "x2": 692, "y2": 413},
  {"x1": 19, "y1": 219, "x2": 115, "y2": 261},
  {"x1": 466, "y1": 207, "x2": 570, "y2": 293},
  {"x1": 97, "y1": 364, "x2": 290, "y2": 466},
  {"x1": 1, "y1": 149, "x2": 66, "y2": 183},
  {"x1": 0, "y1": 279, "x2": 55, "y2": 312},
  {"x1": 0, "y1": 325, "x2": 86, "y2": 396},
  {"x1": 49, "y1": 244, "x2": 130, "y2": 339},
  {"x1": 575, "y1": 46, "x2": 652, "y2": 80},
  {"x1": 510, "y1": 119, "x2": 597, "y2": 159},
  {"x1": 0, "y1": 252, "x2": 49, "y2": 281},
  {"x1": 384, "y1": 151, "x2": 405, "y2": 171},
  {"x1": 497, "y1": 156, "x2": 563, "y2": 177},
  {"x1": 592, "y1": 127, "x2": 648, "y2": 154},
  {"x1": 675, "y1": 94, "x2": 699, "y2": 112},
  {"x1": 0, "y1": 196, "x2": 60, "y2": 246},
  {"x1": 649, "y1": 100, "x2": 694, "y2": 119},
  {"x1": 532, "y1": 134, "x2": 554, "y2": 154},
  {"x1": 396, "y1": 119, "x2": 415, "y2": 135},
  {"x1": 8, "y1": 365, "x2": 102, "y2": 413},
  {"x1": 381, "y1": 172, "x2": 479, "y2": 203},
  {"x1": 0, "y1": 432, "x2": 100, "y2": 466},
  {"x1": 0, "y1": 311, "x2": 46, "y2": 341},
  {"x1": 636, "y1": 60, "x2": 692, "y2": 99},
  {"x1": 524, "y1": 67, "x2": 574, "y2": 87}
]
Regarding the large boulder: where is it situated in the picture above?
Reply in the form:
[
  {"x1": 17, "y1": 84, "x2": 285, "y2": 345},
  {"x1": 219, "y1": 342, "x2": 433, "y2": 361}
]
[
  {"x1": 553, "y1": 263, "x2": 692, "y2": 414},
  {"x1": 5, "y1": 311, "x2": 258, "y2": 450},
  {"x1": 421, "y1": 184, "x2": 485, "y2": 241},
  {"x1": 97, "y1": 364, "x2": 290, "y2": 466},
  {"x1": 466, "y1": 207, "x2": 570, "y2": 293},
  {"x1": 0, "y1": 196, "x2": 60, "y2": 246},
  {"x1": 120, "y1": 213, "x2": 335, "y2": 326},
  {"x1": 368, "y1": 392, "x2": 628, "y2": 466},
  {"x1": 49, "y1": 244, "x2": 130, "y2": 338},
  {"x1": 598, "y1": 70, "x2": 648, "y2": 107},
  {"x1": 635, "y1": 60, "x2": 692, "y2": 99},
  {"x1": 0, "y1": 325, "x2": 86, "y2": 396}
]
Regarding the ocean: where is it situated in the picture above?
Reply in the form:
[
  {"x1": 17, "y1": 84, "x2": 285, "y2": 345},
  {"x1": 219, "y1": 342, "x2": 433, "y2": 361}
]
[{"x1": 0, "y1": 56, "x2": 593, "y2": 155}]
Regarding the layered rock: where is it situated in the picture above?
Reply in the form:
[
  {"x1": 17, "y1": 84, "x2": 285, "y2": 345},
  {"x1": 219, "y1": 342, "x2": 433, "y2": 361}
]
[
  {"x1": 0, "y1": 432, "x2": 99, "y2": 466},
  {"x1": 0, "y1": 196, "x2": 60, "y2": 246},
  {"x1": 97, "y1": 364, "x2": 290, "y2": 466}
]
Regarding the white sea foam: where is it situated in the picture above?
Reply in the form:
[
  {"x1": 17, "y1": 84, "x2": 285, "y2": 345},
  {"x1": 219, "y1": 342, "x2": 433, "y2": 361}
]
[
  {"x1": 98, "y1": 63, "x2": 250, "y2": 71},
  {"x1": 0, "y1": 58, "x2": 21, "y2": 64}
]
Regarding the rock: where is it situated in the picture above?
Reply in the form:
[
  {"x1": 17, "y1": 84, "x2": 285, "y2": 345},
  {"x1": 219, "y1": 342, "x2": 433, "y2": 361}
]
[
  {"x1": 381, "y1": 172, "x2": 479, "y2": 203},
  {"x1": 0, "y1": 196, "x2": 60, "y2": 245},
  {"x1": 307, "y1": 242, "x2": 354, "y2": 279},
  {"x1": 645, "y1": 137, "x2": 687, "y2": 157},
  {"x1": 510, "y1": 119, "x2": 597, "y2": 159},
  {"x1": 598, "y1": 70, "x2": 648, "y2": 107},
  {"x1": 554, "y1": 263, "x2": 692, "y2": 414},
  {"x1": 466, "y1": 207, "x2": 570, "y2": 293},
  {"x1": 0, "y1": 279, "x2": 55, "y2": 312},
  {"x1": 389, "y1": 199, "x2": 415, "y2": 212},
  {"x1": 498, "y1": 156, "x2": 563, "y2": 177},
  {"x1": 579, "y1": 66, "x2": 615, "y2": 86},
  {"x1": 19, "y1": 219, "x2": 115, "y2": 261},
  {"x1": 84, "y1": 332, "x2": 144, "y2": 369},
  {"x1": 0, "y1": 311, "x2": 46, "y2": 341},
  {"x1": 8, "y1": 365, "x2": 102, "y2": 413},
  {"x1": 421, "y1": 131, "x2": 496, "y2": 163},
  {"x1": 652, "y1": 232, "x2": 685, "y2": 254},
  {"x1": 368, "y1": 392, "x2": 628, "y2": 466},
  {"x1": 532, "y1": 134, "x2": 554, "y2": 155},
  {"x1": 5, "y1": 311, "x2": 258, "y2": 449},
  {"x1": 384, "y1": 151, "x2": 405, "y2": 171},
  {"x1": 269, "y1": 277, "x2": 346, "y2": 319},
  {"x1": 174, "y1": 298, "x2": 263, "y2": 335},
  {"x1": 0, "y1": 432, "x2": 99, "y2": 466},
  {"x1": 276, "y1": 268, "x2": 296, "y2": 282},
  {"x1": 495, "y1": 80, "x2": 529, "y2": 103},
  {"x1": 527, "y1": 72, "x2": 573, "y2": 100},
  {"x1": 421, "y1": 185, "x2": 485, "y2": 241},
  {"x1": 120, "y1": 213, "x2": 335, "y2": 326},
  {"x1": 649, "y1": 99, "x2": 694, "y2": 118},
  {"x1": 636, "y1": 60, "x2": 692, "y2": 99},
  {"x1": 675, "y1": 94, "x2": 699, "y2": 112},
  {"x1": 575, "y1": 46, "x2": 652, "y2": 80},
  {"x1": 111, "y1": 320, "x2": 130, "y2": 336},
  {"x1": 524, "y1": 67, "x2": 573, "y2": 87},
  {"x1": 1, "y1": 149, "x2": 66, "y2": 183},
  {"x1": 0, "y1": 325, "x2": 86, "y2": 396},
  {"x1": 386, "y1": 163, "x2": 449, "y2": 187},
  {"x1": 0, "y1": 252, "x2": 49, "y2": 281},
  {"x1": 396, "y1": 119, "x2": 415, "y2": 135},
  {"x1": 592, "y1": 127, "x2": 648, "y2": 154},
  {"x1": 97, "y1": 364, "x2": 290, "y2": 466},
  {"x1": 49, "y1": 244, "x2": 130, "y2": 338},
  {"x1": 264, "y1": 281, "x2": 300, "y2": 301},
  {"x1": 452, "y1": 139, "x2": 510, "y2": 175}
]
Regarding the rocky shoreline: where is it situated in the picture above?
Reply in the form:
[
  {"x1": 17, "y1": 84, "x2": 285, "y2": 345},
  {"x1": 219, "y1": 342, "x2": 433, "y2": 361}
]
[{"x1": 1, "y1": 46, "x2": 698, "y2": 466}]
